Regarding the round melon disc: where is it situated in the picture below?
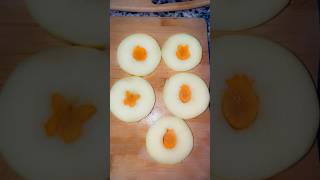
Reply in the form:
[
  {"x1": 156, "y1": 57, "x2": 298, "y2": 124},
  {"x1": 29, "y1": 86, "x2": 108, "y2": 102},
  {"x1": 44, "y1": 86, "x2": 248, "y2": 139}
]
[
  {"x1": 161, "y1": 33, "x2": 202, "y2": 71},
  {"x1": 163, "y1": 72, "x2": 210, "y2": 119},
  {"x1": 0, "y1": 46, "x2": 107, "y2": 180},
  {"x1": 117, "y1": 33, "x2": 161, "y2": 76},
  {"x1": 214, "y1": 0, "x2": 289, "y2": 30},
  {"x1": 25, "y1": 0, "x2": 107, "y2": 46},
  {"x1": 110, "y1": 76, "x2": 156, "y2": 122},
  {"x1": 212, "y1": 35, "x2": 319, "y2": 180},
  {"x1": 146, "y1": 116, "x2": 193, "y2": 164}
]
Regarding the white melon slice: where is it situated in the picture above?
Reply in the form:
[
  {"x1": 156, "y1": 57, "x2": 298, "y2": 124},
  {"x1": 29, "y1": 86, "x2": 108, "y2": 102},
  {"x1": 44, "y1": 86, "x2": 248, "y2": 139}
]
[
  {"x1": 163, "y1": 72, "x2": 210, "y2": 119},
  {"x1": 110, "y1": 76, "x2": 156, "y2": 122},
  {"x1": 213, "y1": 0, "x2": 289, "y2": 30},
  {"x1": 146, "y1": 116, "x2": 193, "y2": 164},
  {"x1": 25, "y1": 0, "x2": 107, "y2": 46},
  {"x1": 212, "y1": 35, "x2": 319, "y2": 179},
  {"x1": 0, "y1": 46, "x2": 107, "y2": 180}
]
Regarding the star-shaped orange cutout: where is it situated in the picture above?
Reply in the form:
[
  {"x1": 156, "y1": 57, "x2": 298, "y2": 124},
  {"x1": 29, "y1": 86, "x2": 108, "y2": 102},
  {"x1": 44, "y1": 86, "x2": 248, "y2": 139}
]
[{"x1": 44, "y1": 92, "x2": 96, "y2": 144}]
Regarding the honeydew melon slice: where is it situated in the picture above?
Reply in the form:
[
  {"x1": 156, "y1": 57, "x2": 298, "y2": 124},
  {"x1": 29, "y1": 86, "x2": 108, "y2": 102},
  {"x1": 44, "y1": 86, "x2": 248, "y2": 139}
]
[
  {"x1": 25, "y1": 0, "x2": 107, "y2": 47},
  {"x1": 213, "y1": 0, "x2": 289, "y2": 30},
  {"x1": 212, "y1": 35, "x2": 319, "y2": 179},
  {"x1": 0, "y1": 46, "x2": 107, "y2": 180}
]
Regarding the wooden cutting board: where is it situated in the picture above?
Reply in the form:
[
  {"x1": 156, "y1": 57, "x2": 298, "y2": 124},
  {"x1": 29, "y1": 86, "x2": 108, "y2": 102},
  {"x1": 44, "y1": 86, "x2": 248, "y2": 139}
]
[
  {"x1": 110, "y1": 16, "x2": 210, "y2": 179},
  {"x1": 110, "y1": 0, "x2": 210, "y2": 12},
  {"x1": 214, "y1": 0, "x2": 320, "y2": 179}
]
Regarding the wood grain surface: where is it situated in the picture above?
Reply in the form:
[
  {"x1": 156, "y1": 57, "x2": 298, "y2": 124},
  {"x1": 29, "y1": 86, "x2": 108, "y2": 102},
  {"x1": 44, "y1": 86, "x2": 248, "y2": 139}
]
[
  {"x1": 214, "y1": 0, "x2": 320, "y2": 179},
  {"x1": 110, "y1": 16, "x2": 210, "y2": 179},
  {"x1": 110, "y1": 0, "x2": 210, "y2": 12}
]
